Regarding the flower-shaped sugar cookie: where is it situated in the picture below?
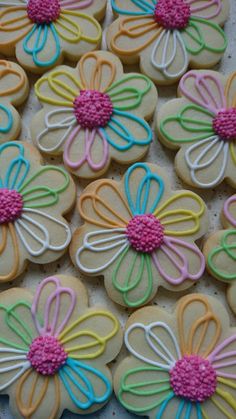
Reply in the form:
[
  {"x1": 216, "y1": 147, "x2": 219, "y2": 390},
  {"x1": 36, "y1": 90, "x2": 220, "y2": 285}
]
[
  {"x1": 32, "y1": 51, "x2": 157, "y2": 179},
  {"x1": 0, "y1": 141, "x2": 75, "y2": 282},
  {"x1": 107, "y1": 0, "x2": 229, "y2": 85},
  {"x1": 158, "y1": 70, "x2": 236, "y2": 188},
  {"x1": 115, "y1": 294, "x2": 236, "y2": 418},
  {"x1": 204, "y1": 195, "x2": 236, "y2": 314},
  {"x1": 0, "y1": 0, "x2": 106, "y2": 73},
  {"x1": 70, "y1": 163, "x2": 208, "y2": 308},
  {"x1": 0, "y1": 60, "x2": 28, "y2": 143},
  {"x1": 0, "y1": 275, "x2": 122, "y2": 418}
]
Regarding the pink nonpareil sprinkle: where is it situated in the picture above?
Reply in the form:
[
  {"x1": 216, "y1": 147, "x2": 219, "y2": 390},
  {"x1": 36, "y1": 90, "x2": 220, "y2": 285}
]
[
  {"x1": 0, "y1": 189, "x2": 23, "y2": 224},
  {"x1": 154, "y1": 0, "x2": 191, "y2": 30},
  {"x1": 73, "y1": 90, "x2": 113, "y2": 129},
  {"x1": 126, "y1": 214, "x2": 164, "y2": 253}
]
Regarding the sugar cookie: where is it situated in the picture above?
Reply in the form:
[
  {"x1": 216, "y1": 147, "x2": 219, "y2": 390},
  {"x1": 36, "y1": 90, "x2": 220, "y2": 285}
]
[
  {"x1": 114, "y1": 293, "x2": 236, "y2": 418},
  {"x1": 0, "y1": 141, "x2": 75, "y2": 282},
  {"x1": 0, "y1": 0, "x2": 106, "y2": 73},
  {"x1": 107, "y1": 0, "x2": 229, "y2": 85},
  {"x1": 70, "y1": 162, "x2": 208, "y2": 308},
  {"x1": 204, "y1": 195, "x2": 236, "y2": 313},
  {"x1": 157, "y1": 70, "x2": 236, "y2": 188},
  {"x1": 0, "y1": 274, "x2": 122, "y2": 418}
]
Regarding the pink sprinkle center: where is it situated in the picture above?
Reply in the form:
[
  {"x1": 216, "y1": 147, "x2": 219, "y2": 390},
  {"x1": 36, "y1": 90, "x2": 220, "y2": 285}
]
[
  {"x1": 0, "y1": 189, "x2": 23, "y2": 224},
  {"x1": 73, "y1": 90, "x2": 113, "y2": 129},
  {"x1": 213, "y1": 108, "x2": 236, "y2": 141},
  {"x1": 154, "y1": 0, "x2": 191, "y2": 30},
  {"x1": 27, "y1": 0, "x2": 61, "y2": 24},
  {"x1": 27, "y1": 335, "x2": 67, "y2": 376},
  {"x1": 126, "y1": 214, "x2": 164, "y2": 253},
  {"x1": 170, "y1": 355, "x2": 217, "y2": 402}
]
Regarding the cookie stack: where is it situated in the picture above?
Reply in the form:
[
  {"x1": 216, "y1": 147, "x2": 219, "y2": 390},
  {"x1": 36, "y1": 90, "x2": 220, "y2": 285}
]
[{"x1": 0, "y1": 1, "x2": 235, "y2": 418}]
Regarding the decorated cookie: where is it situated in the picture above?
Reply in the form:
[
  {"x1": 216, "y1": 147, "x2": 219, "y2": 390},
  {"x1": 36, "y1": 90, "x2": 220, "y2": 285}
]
[
  {"x1": 107, "y1": 0, "x2": 229, "y2": 85},
  {"x1": 0, "y1": 274, "x2": 122, "y2": 418},
  {"x1": 204, "y1": 195, "x2": 236, "y2": 313},
  {"x1": 0, "y1": 141, "x2": 75, "y2": 282},
  {"x1": 0, "y1": 60, "x2": 29, "y2": 143},
  {"x1": 70, "y1": 162, "x2": 208, "y2": 308},
  {"x1": 157, "y1": 70, "x2": 236, "y2": 189},
  {"x1": 0, "y1": 0, "x2": 106, "y2": 73},
  {"x1": 114, "y1": 293, "x2": 236, "y2": 418},
  {"x1": 31, "y1": 51, "x2": 157, "y2": 179}
]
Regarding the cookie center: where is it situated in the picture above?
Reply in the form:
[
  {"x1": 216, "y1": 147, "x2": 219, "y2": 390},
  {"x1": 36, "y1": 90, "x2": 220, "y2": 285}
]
[
  {"x1": 73, "y1": 90, "x2": 113, "y2": 129},
  {"x1": 154, "y1": 0, "x2": 191, "y2": 30},
  {"x1": 126, "y1": 214, "x2": 164, "y2": 253},
  {"x1": 0, "y1": 189, "x2": 23, "y2": 224},
  {"x1": 27, "y1": 0, "x2": 61, "y2": 24},
  {"x1": 213, "y1": 108, "x2": 236, "y2": 141},
  {"x1": 27, "y1": 335, "x2": 68, "y2": 376},
  {"x1": 170, "y1": 355, "x2": 217, "y2": 402}
]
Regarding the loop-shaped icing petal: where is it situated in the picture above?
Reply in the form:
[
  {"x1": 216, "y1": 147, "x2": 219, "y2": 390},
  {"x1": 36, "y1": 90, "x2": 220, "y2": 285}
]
[
  {"x1": 0, "y1": 60, "x2": 26, "y2": 98},
  {"x1": 177, "y1": 294, "x2": 221, "y2": 358},
  {"x1": 59, "y1": 358, "x2": 111, "y2": 409},
  {"x1": 0, "y1": 348, "x2": 30, "y2": 392},
  {"x1": 0, "y1": 142, "x2": 29, "y2": 191},
  {"x1": 0, "y1": 6, "x2": 32, "y2": 46},
  {"x1": 0, "y1": 224, "x2": 21, "y2": 282},
  {"x1": 0, "y1": 104, "x2": 13, "y2": 134},
  {"x1": 79, "y1": 51, "x2": 116, "y2": 92},
  {"x1": 31, "y1": 276, "x2": 76, "y2": 337},
  {"x1": 124, "y1": 163, "x2": 164, "y2": 216},
  {"x1": 60, "y1": 0, "x2": 94, "y2": 10},
  {"x1": 224, "y1": 195, "x2": 236, "y2": 228},
  {"x1": 208, "y1": 334, "x2": 236, "y2": 379},
  {"x1": 189, "y1": 0, "x2": 223, "y2": 19},
  {"x1": 111, "y1": 0, "x2": 155, "y2": 15},
  {"x1": 207, "y1": 230, "x2": 236, "y2": 281}
]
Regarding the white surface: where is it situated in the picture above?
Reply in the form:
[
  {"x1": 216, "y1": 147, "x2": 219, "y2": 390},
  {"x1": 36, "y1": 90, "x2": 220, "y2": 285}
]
[{"x1": 0, "y1": 0, "x2": 236, "y2": 418}]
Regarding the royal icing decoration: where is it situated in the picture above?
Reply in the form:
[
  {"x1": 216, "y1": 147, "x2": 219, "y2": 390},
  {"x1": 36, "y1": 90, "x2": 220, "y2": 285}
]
[
  {"x1": 159, "y1": 70, "x2": 236, "y2": 188},
  {"x1": 0, "y1": 60, "x2": 28, "y2": 142},
  {"x1": 0, "y1": 276, "x2": 120, "y2": 418},
  {"x1": 116, "y1": 294, "x2": 236, "y2": 418},
  {"x1": 0, "y1": 0, "x2": 103, "y2": 70},
  {"x1": 34, "y1": 51, "x2": 155, "y2": 178},
  {"x1": 109, "y1": 0, "x2": 228, "y2": 82},
  {"x1": 0, "y1": 142, "x2": 74, "y2": 282},
  {"x1": 73, "y1": 162, "x2": 207, "y2": 307}
]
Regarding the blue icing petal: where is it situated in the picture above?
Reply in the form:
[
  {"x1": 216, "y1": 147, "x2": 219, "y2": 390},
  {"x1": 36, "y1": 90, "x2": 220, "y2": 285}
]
[
  {"x1": 125, "y1": 162, "x2": 164, "y2": 216},
  {"x1": 0, "y1": 142, "x2": 30, "y2": 190},
  {"x1": 156, "y1": 392, "x2": 175, "y2": 418},
  {"x1": 23, "y1": 23, "x2": 60, "y2": 67},
  {"x1": 111, "y1": 0, "x2": 155, "y2": 15},
  {"x1": 59, "y1": 358, "x2": 112, "y2": 410},
  {"x1": 0, "y1": 104, "x2": 13, "y2": 134},
  {"x1": 101, "y1": 109, "x2": 152, "y2": 152}
]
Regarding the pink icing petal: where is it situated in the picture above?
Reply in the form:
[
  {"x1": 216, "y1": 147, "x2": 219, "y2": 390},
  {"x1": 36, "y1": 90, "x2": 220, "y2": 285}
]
[
  {"x1": 223, "y1": 195, "x2": 236, "y2": 227},
  {"x1": 207, "y1": 335, "x2": 236, "y2": 379},
  {"x1": 31, "y1": 276, "x2": 76, "y2": 338},
  {"x1": 179, "y1": 71, "x2": 226, "y2": 114},
  {"x1": 152, "y1": 236, "x2": 205, "y2": 285},
  {"x1": 186, "y1": 0, "x2": 222, "y2": 19},
  {"x1": 64, "y1": 126, "x2": 109, "y2": 171},
  {"x1": 59, "y1": 0, "x2": 93, "y2": 9}
]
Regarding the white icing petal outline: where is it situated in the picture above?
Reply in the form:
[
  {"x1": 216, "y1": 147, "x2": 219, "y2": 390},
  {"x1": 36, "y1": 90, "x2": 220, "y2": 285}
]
[
  {"x1": 125, "y1": 322, "x2": 181, "y2": 370},
  {"x1": 0, "y1": 347, "x2": 30, "y2": 391}
]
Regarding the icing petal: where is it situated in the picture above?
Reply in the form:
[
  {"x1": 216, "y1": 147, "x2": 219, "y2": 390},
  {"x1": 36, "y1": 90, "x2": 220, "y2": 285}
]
[
  {"x1": 0, "y1": 60, "x2": 26, "y2": 98},
  {"x1": 0, "y1": 142, "x2": 29, "y2": 190},
  {"x1": 125, "y1": 321, "x2": 181, "y2": 370},
  {"x1": 54, "y1": 11, "x2": 82, "y2": 43},
  {"x1": 124, "y1": 163, "x2": 164, "y2": 216},
  {"x1": 0, "y1": 225, "x2": 21, "y2": 282},
  {"x1": 0, "y1": 6, "x2": 32, "y2": 47},
  {"x1": 224, "y1": 195, "x2": 236, "y2": 228},
  {"x1": 0, "y1": 104, "x2": 13, "y2": 135},
  {"x1": 111, "y1": 249, "x2": 154, "y2": 307},
  {"x1": 59, "y1": 0, "x2": 94, "y2": 10},
  {"x1": 31, "y1": 276, "x2": 76, "y2": 337},
  {"x1": 64, "y1": 127, "x2": 109, "y2": 171},
  {"x1": 179, "y1": 71, "x2": 226, "y2": 113},
  {"x1": 154, "y1": 190, "x2": 206, "y2": 237},
  {"x1": 59, "y1": 358, "x2": 112, "y2": 409},
  {"x1": 177, "y1": 294, "x2": 221, "y2": 358},
  {"x1": 111, "y1": 0, "x2": 155, "y2": 15},
  {"x1": 152, "y1": 237, "x2": 205, "y2": 285},
  {"x1": 204, "y1": 383, "x2": 236, "y2": 418},
  {"x1": 151, "y1": 30, "x2": 188, "y2": 80},
  {"x1": 156, "y1": 396, "x2": 202, "y2": 419},
  {"x1": 59, "y1": 309, "x2": 119, "y2": 361},
  {"x1": 208, "y1": 334, "x2": 236, "y2": 379},
  {"x1": 188, "y1": 0, "x2": 223, "y2": 19},
  {"x1": 14, "y1": 208, "x2": 71, "y2": 257},
  {"x1": 207, "y1": 230, "x2": 236, "y2": 281},
  {"x1": 225, "y1": 72, "x2": 236, "y2": 108},
  {"x1": 79, "y1": 51, "x2": 116, "y2": 92},
  {"x1": 76, "y1": 228, "x2": 129, "y2": 274},
  {"x1": 0, "y1": 348, "x2": 30, "y2": 392},
  {"x1": 102, "y1": 110, "x2": 152, "y2": 152}
]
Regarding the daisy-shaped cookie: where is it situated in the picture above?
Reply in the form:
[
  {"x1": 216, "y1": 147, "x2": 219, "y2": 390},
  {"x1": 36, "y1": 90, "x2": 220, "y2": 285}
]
[
  {"x1": 115, "y1": 293, "x2": 236, "y2": 419},
  {"x1": 0, "y1": 60, "x2": 28, "y2": 143},
  {"x1": 204, "y1": 195, "x2": 236, "y2": 314},
  {"x1": 0, "y1": 141, "x2": 75, "y2": 282},
  {"x1": 0, "y1": 0, "x2": 105, "y2": 73},
  {"x1": 70, "y1": 163, "x2": 208, "y2": 308},
  {"x1": 32, "y1": 51, "x2": 157, "y2": 179},
  {"x1": 158, "y1": 70, "x2": 236, "y2": 189},
  {"x1": 0, "y1": 275, "x2": 122, "y2": 418},
  {"x1": 107, "y1": 0, "x2": 229, "y2": 85}
]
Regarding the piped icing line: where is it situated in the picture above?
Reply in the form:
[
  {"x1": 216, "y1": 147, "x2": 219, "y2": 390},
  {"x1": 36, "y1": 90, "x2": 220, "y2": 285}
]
[
  {"x1": 224, "y1": 195, "x2": 236, "y2": 228},
  {"x1": 0, "y1": 104, "x2": 13, "y2": 134}
]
